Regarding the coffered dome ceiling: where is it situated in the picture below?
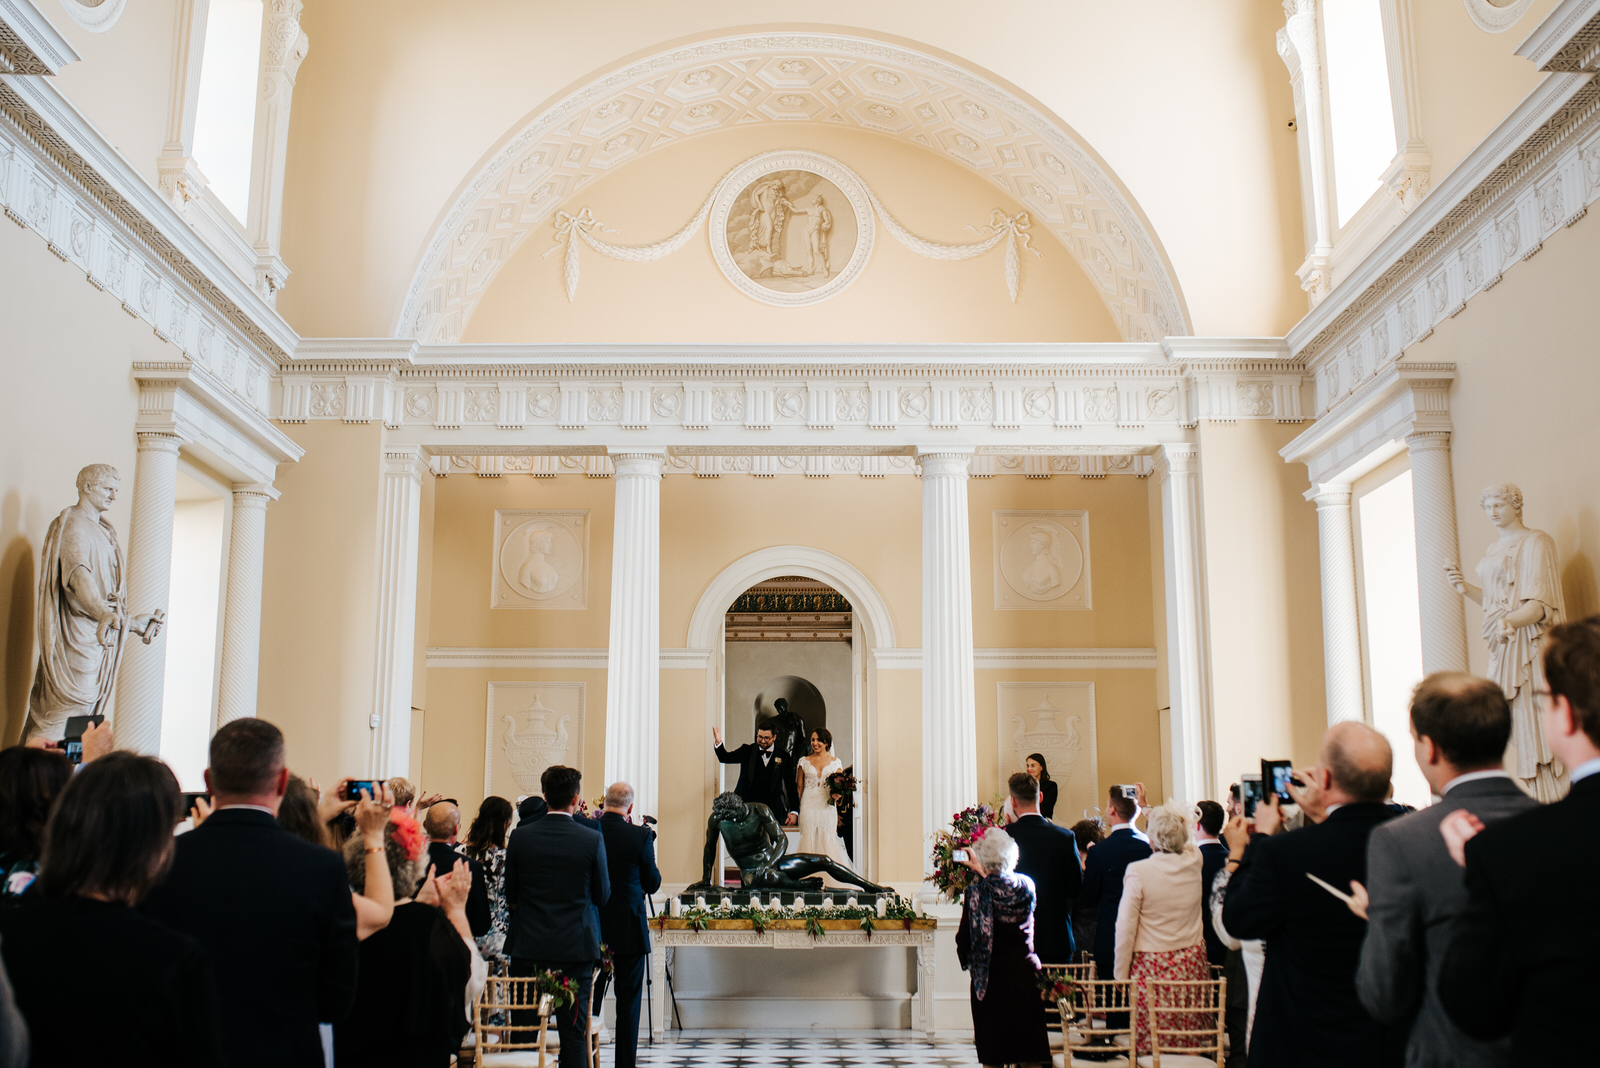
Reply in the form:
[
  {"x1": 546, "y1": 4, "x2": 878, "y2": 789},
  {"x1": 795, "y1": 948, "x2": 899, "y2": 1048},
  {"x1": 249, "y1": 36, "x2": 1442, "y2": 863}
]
[{"x1": 397, "y1": 31, "x2": 1190, "y2": 346}]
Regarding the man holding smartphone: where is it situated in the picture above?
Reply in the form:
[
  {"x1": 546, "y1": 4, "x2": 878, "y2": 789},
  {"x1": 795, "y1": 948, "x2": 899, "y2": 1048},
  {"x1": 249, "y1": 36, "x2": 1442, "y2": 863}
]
[{"x1": 1076, "y1": 783, "x2": 1150, "y2": 1003}]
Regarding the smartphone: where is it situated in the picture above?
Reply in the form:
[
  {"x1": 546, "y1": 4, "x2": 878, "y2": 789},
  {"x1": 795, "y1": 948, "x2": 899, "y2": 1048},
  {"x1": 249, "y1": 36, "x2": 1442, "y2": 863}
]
[
  {"x1": 1262, "y1": 760, "x2": 1296, "y2": 802},
  {"x1": 1114, "y1": 784, "x2": 1138, "y2": 800},
  {"x1": 952, "y1": 849, "x2": 970, "y2": 863},
  {"x1": 342, "y1": 780, "x2": 382, "y2": 801},
  {"x1": 62, "y1": 714, "x2": 105, "y2": 766},
  {"x1": 182, "y1": 792, "x2": 210, "y2": 813},
  {"x1": 1239, "y1": 774, "x2": 1264, "y2": 819}
]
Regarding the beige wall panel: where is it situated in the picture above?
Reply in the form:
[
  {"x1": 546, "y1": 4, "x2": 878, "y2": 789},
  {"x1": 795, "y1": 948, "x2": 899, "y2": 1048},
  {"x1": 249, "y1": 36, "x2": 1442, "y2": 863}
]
[
  {"x1": 1401, "y1": 209, "x2": 1600, "y2": 664},
  {"x1": 464, "y1": 126, "x2": 1117, "y2": 344},
  {"x1": 1197, "y1": 421, "x2": 1327, "y2": 787},
  {"x1": 256, "y1": 421, "x2": 382, "y2": 784},
  {"x1": 659, "y1": 666, "x2": 706, "y2": 884},
  {"x1": 0, "y1": 218, "x2": 166, "y2": 742},
  {"x1": 279, "y1": 2, "x2": 1304, "y2": 337},
  {"x1": 967, "y1": 476, "x2": 1153, "y2": 649},
  {"x1": 872, "y1": 666, "x2": 922, "y2": 886}
]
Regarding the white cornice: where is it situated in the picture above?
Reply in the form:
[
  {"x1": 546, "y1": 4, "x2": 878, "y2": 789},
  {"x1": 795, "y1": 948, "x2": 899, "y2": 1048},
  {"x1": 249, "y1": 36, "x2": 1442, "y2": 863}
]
[
  {"x1": 873, "y1": 647, "x2": 1158, "y2": 670},
  {"x1": 1280, "y1": 361, "x2": 1454, "y2": 486},
  {"x1": 1517, "y1": 0, "x2": 1600, "y2": 72},
  {"x1": 0, "y1": 0, "x2": 78, "y2": 75},
  {"x1": 426, "y1": 647, "x2": 711, "y2": 669}
]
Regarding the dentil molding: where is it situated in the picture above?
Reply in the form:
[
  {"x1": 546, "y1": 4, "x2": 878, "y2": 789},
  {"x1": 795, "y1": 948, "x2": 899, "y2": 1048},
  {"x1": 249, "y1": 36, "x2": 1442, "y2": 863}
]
[{"x1": 0, "y1": 0, "x2": 78, "y2": 74}]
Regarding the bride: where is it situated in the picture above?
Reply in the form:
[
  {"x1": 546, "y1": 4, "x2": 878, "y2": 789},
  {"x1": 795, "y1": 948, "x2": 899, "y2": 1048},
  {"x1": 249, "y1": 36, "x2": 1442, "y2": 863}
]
[{"x1": 796, "y1": 728, "x2": 855, "y2": 880}]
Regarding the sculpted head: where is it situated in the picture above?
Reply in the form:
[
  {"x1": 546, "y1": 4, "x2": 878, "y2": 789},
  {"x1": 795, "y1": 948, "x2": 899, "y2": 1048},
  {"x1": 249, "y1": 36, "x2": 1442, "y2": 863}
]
[
  {"x1": 75, "y1": 464, "x2": 120, "y2": 511},
  {"x1": 527, "y1": 527, "x2": 554, "y2": 554},
  {"x1": 1029, "y1": 529, "x2": 1052, "y2": 555},
  {"x1": 711, "y1": 791, "x2": 748, "y2": 823},
  {"x1": 1479, "y1": 483, "x2": 1524, "y2": 528}
]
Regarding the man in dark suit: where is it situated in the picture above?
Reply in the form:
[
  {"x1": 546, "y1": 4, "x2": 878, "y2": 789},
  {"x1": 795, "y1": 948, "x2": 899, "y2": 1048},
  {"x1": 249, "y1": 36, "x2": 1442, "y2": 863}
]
[
  {"x1": 1222, "y1": 721, "x2": 1398, "y2": 1068},
  {"x1": 1194, "y1": 799, "x2": 1230, "y2": 967},
  {"x1": 595, "y1": 781, "x2": 661, "y2": 1068},
  {"x1": 712, "y1": 721, "x2": 795, "y2": 826},
  {"x1": 1352, "y1": 672, "x2": 1537, "y2": 1068},
  {"x1": 1076, "y1": 784, "x2": 1150, "y2": 980},
  {"x1": 1438, "y1": 616, "x2": 1600, "y2": 1064},
  {"x1": 142, "y1": 719, "x2": 358, "y2": 1068},
  {"x1": 504, "y1": 764, "x2": 609, "y2": 1068},
  {"x1": 1005, "y1": 771, "x2": 1080, "y2": 963},
  {"x1": 422, "y1": 800, "x2": 492, "y2": 939}
]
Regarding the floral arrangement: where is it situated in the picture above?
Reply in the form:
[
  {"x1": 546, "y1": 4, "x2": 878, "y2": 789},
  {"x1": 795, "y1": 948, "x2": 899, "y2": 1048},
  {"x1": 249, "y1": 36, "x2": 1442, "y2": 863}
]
[
  {"x1": 928, "y1": 802, "x2": 1007, "y2": 902},
  {"x1": 825, "y1": 769, "x2": 858, "y2": 817},
  {"x1": 387, "y1": 807, "x2": 425, "y2": 861},
  {"x1": 1037, "y1": 973, "x2": 1076, "y2": 1004},
  {"x1": 660, "y1": 895, "x2": 918, "y2": 938},
  {"x1": 525, "y1": 969, "x2": 577, "y2": 1013}
]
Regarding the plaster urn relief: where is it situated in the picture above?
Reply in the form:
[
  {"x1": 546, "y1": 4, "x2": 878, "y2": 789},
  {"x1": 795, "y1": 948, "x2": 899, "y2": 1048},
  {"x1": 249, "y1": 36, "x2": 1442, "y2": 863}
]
[
  {"x1": 998, "y1": 682, "x2": 1098, "y2": 821},
  {"x1": 491, "y1": 509, "x2": 588, "y2": 609},
  {"x1": 486, "y1": 682, "x2": 585, "y2": 800},
  {"x1": 992, "y1": 510, "x2": 1091, "y2": 610}
]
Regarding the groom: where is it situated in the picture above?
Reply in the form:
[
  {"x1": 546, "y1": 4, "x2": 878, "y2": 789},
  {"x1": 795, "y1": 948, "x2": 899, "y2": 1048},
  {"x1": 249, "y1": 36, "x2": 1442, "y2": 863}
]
[{"x1": 712, "y1": 721, "x2": 796, "y2": 826}]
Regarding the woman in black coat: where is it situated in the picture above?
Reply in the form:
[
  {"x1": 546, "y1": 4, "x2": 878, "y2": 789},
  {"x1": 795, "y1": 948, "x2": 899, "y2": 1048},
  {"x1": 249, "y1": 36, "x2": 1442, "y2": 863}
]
[
  {"x1": 955, "y1": 828, "x2": 1049, "y2": 1068},
  {"x1": 1026, "y1": 753, "x2": 1059, "y2": 820}
]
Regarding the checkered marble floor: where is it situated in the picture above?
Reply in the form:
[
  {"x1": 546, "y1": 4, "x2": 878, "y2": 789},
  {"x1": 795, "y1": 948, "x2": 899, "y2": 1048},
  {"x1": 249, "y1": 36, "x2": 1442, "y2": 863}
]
[{"x1": 634, "y1": 1030, "x2": 981, "y2": 1067}]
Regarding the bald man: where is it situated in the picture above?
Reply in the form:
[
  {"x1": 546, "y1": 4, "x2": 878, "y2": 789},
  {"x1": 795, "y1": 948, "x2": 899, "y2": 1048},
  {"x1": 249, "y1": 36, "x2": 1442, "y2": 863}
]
[
  {"x1": 1221, "y1": 722, "x2": 1402, "y2": 1068},
  {"x1": 423, "y1": 802, "x2": 491, "y2": 939}
]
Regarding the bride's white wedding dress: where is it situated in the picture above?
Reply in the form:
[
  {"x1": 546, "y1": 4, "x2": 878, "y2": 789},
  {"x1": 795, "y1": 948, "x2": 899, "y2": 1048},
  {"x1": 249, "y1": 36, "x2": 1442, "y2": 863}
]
[{"x1": 797, "y1": 755, "x2": 855, "y2": 883}]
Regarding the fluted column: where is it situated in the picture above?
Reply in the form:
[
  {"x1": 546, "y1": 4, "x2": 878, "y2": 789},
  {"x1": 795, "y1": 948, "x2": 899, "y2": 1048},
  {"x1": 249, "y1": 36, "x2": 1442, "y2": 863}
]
[
  {"x1": 1406, "y1": 431, "x2": 1469, "y2": 672},
  {"x1": 917, "y1": 447, "x2": 977, "y2": 852},
  {"x1": 115, "y1": 432, "x2": 184, "y2": 755},
  {"x1": 1156, "y1": 444, "x2": 1214, "y2": 804},
  {"x1": 369, "y1": 447, "x2": 429, "y2": 777},
  {"x1": 605, "y1": 449, "x2": 665, "y2": 819},
  {"x1": 216, "y1": 484, "x2": 276, "y2": 725},
  {"x1": 1312, "y1": 484, "x2": 1365, "y2": 723}
]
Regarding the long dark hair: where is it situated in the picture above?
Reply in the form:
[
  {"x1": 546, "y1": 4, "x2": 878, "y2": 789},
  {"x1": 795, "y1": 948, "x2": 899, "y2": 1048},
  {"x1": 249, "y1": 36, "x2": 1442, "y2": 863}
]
[
  {"x1": 38, "y1": 752, "x2": 182, "y2": 904},
  {"x1": 0, "y1": 746, "x2": 72, "y2": 863},
  {"x1": 465, "y1": 796, "x2": 513, "y2": 853},
  {"x1": 278, "y1": 775, "x2": 332, "y2": 849},
  {"x1": 1026, "y1": 752, "x2": 1052, "y2": 782}
]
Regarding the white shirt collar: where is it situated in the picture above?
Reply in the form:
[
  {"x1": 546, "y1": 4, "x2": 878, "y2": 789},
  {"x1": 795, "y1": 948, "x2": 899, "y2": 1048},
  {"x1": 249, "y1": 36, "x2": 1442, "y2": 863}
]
[
  {"x1": 547, "y1": 810, "x2": 573, "y2": 818},
  {"x1": 1194, "y1": 831, "x2": 1220, "y2": 845},
  {"x1": 1570, "y1": 757, "x2": 1600, "y2": 785},
  {"x1": 215, "y1": 803, "x2": 276, "y2": 816},
  {"x1": 1441, "y1": 769, "x2": 1512, "y2": 796}
]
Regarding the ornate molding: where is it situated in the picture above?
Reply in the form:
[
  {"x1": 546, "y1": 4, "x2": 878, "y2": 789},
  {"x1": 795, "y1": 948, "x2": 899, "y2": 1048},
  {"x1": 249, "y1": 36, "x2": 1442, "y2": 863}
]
[
  {"x1": 133, "y1": 363, "x2": 302, "y2": 487},
  {"x1": 873, "y1": 647, "x2": 1158, "y2": 670},
  {"x1": 1280, "y1": 361, "x2": 1454, "y2": 487},
  {"x1": 0, "y1": 0, "x2": 78, "y2": 74},
  {"x1": 1463, "y1": 0, "x2": 1534, "y2": 35},
  {"x1": 1516, "y1": 0, "x2": 1600, "y2": 73},
  {"x1": 56, "y1": 0, "x2": 125, "y2": 35},
  {"x1": 394, "y1": 31, "x2": 1189, "y2": 344}
]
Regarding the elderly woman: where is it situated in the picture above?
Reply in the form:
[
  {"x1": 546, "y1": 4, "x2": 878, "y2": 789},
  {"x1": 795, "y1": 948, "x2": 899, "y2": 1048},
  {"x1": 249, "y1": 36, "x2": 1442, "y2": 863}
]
[
  {"x1": 1114, "y1": 798, "x2": 1210, "y2": 1054},
  {"x1": 955, "y1": 828, "x2": 1050, "y2": 1068},
  {"x1": 334, "y1": 809, "x2": 480, "y2": 1068}
]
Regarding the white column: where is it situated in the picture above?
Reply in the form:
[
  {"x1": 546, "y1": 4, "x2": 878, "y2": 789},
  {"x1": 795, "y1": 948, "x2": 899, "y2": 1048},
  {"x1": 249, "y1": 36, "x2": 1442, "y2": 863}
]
[
  {"x1": 917, "y1": 447, "x2": 977, "y2": 850},
  {"x1": 369, "y1": 447, "x2": 428, "y2": 777},
  {"x1": 1156, "y1": 444, "x2": 1214, "y2": 804},
  {"x1": 216, "y1": 483, "x2": 276, "y2": 725},
  {"x1": 249, "y1": 0, "x2": 310, "y2": 301},
  {"x1": 1311, "y1": 484, "x2": 1366, "y2": 723},
  {"x1": 115, "y1": 431, "x2": 184, "y2": 755},
  {"x1": 605, "y1": 449, "x2": 664, "y2": 819},
  {"x1": 1278, "y1": 0, "x2": 1335, "y2": 300},
  {"x1": 1405, "y1": 431, "x2": 1469, "y2": 673}
]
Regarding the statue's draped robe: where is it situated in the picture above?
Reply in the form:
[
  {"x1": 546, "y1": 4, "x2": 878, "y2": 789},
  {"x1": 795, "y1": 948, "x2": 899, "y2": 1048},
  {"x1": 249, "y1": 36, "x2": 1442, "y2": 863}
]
[
  {"x1": 25, "y1": 507, "x2": 125, "y2": 740},
  {"x1": 1476, "y1": 528, "x2": 1566, "y2": 796}
]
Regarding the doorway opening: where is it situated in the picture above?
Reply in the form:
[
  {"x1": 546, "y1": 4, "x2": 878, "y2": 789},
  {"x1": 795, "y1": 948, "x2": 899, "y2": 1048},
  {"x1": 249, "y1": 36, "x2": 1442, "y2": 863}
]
[{"x1": 160, "y1": 467, "x2": 230, "y2": 790}]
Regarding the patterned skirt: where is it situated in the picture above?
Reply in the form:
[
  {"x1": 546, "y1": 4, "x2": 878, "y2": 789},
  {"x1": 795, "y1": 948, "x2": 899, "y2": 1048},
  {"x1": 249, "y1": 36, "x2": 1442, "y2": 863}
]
[{"x1": 1129, "y1": 941, "x2": 1211, "y2": 1054}]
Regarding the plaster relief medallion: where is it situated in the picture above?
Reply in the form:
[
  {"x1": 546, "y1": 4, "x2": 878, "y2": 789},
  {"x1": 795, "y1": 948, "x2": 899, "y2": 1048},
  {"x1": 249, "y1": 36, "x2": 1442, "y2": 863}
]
[
  {"x1": 486, "y1": 681, "x2": 584, "y2": 800},
  {"x1": 710, "y1": 150, "x2": 874, "y2": 307},
  {"x1": 993, "y1": 510, "x2": 1090, "y2": 611},
  {"x1": 492, "y1": 509, "x2": 589, "y2": 609},
  {"x1": 998, "y1": 682, "x2": 1097, "y2": 821}
]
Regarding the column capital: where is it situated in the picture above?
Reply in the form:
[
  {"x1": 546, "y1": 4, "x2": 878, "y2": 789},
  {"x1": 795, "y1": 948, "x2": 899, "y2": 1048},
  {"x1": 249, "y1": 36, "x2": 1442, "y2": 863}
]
[
  {"x1": 1154, "y1": 442, "x2": 1199, "y2": 478},
  {"x1": 381, "y1": 446, "x2": 429, "y2": 483},
  {"x1": 231, "y1": 481, "x2": 279, "y2": 505},
  {"x1": 1307, "y1": 482, "x2": 1352, "y2": 508},
  {"x1": 1404, "y1": 429, "x2": 1452, "y2": 453},
  {"x1": 134, "y1": 430, "x2": 185, "y2": 455},
  {"x1": 608, "y1": 447, "x2": 666, "y2": 478},
  {"x1": 914, "y1": 446, "x2": 974, "y2": 478}
]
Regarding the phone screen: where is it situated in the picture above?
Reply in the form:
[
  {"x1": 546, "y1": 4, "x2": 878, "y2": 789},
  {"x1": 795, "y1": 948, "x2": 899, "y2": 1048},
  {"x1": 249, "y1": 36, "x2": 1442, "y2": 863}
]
[
  {"x1": 1262, "y1": 760, "x2": 1295, "y2": 801},
  {"x1": 1240, "y1": 775, "x2": 1264, "y2": 818}
]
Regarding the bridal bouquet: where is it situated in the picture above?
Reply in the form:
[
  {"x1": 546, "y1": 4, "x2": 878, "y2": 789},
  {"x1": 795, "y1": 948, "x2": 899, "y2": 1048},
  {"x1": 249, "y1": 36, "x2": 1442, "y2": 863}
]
[
  {"x1": 929, "y1": 802, "x2": 1007, "y2": 903},
  {"x1": 826, "y1": 769, "x2": 858, "y2": 816}
]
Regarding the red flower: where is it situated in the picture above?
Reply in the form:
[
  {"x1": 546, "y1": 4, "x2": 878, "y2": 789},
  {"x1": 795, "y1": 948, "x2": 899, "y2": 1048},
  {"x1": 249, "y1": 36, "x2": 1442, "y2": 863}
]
[{"x1": 387, "y1": 809, "x2": 425, "y2": 861}]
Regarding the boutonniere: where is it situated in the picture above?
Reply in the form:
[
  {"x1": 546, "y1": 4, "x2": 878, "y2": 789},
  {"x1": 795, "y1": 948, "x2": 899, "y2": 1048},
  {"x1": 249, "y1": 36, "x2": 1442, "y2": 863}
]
[{"x1": 775, "y1": 757, "x2": 784, "y2": 765}]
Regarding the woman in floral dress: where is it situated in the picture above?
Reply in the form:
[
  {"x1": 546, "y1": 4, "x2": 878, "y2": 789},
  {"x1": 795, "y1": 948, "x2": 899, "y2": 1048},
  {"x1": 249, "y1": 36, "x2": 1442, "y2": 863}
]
[{"x1": 461, "y1": 796, "x2": 513, "y2": 960}]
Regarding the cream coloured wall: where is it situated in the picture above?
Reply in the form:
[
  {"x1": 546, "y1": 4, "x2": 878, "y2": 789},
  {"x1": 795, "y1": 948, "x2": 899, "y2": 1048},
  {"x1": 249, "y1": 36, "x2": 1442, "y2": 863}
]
[
  {"x1": 276, "y1": 2, "x2": 1305, "y2": 338},
  {"x1": 0, "y1": 213, "x2": 167, "y2": 743},
  {"x1": 1197, "y1": 421, "x2": 1327, "y2": 787},
  {"x1": 463, "y1": 125, "x2": 1118, "y2": 344}
]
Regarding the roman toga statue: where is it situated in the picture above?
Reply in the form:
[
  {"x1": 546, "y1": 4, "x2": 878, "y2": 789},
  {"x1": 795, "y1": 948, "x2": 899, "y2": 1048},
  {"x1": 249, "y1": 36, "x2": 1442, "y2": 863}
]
[{"x1": 24, "y1": 464, "x2": 164, "y2": 742}]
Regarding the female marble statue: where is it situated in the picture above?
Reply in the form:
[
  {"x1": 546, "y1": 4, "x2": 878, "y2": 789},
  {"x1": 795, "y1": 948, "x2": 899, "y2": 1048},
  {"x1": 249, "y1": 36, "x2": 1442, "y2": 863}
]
[
  {"x1": 1445, "y1": 484, "x2": 1567, "y2": 801},
  {"x1": 516, "y1": 527, "x2": 561, "y2": 595}
]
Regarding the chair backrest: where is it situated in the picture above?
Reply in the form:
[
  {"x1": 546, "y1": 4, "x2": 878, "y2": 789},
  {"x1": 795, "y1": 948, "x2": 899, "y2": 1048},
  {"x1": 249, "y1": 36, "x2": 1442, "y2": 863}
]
[
  {"x1": 1045, "y1": 962, "x2": 1099, "y2": 984},
  {"x1": 475, "y1": 973, "x2": 554, "y2": 1056},
  {"x1": 1147, "y1": 977, "x2": 1226, "y2": 1067},
  {"x1": 1062, "y1": 978, "x2": 1135, "y2": 1067},
  {"x1": 586, "y1": 966, "x2": 602, "y2": 1068}
]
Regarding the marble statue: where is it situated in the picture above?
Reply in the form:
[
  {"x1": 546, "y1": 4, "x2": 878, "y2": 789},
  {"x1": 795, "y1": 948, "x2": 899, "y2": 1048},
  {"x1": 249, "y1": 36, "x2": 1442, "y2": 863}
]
[
  {"x1": 685, "y1": 791, "x2": 888, "y2": 895},
  {"x1": 25, "y1": 465, "x2": 165, "y2": 742},
  {"x1": 1445, "y1": 483, "x2": 1567, "y2": 801},
  {"x1": 516, "y1": 526, "x2": 561, "y2": 594},
  {"x1": 1021, "y1": 526, "x2": 1065, "y2": 596}
]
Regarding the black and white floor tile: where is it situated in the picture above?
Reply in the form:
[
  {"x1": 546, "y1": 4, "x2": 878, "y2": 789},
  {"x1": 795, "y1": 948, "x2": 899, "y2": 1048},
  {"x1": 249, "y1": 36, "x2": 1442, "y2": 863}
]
[{"x1": 634, "y1": 1029, "x2": 981, "y2": 1067}]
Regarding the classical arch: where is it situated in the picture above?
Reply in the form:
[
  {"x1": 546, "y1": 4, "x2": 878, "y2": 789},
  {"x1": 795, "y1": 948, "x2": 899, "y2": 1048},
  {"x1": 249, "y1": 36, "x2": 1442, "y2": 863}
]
[{"x1": 396, "y1": 29, "x2": 1191, "y2": 345}]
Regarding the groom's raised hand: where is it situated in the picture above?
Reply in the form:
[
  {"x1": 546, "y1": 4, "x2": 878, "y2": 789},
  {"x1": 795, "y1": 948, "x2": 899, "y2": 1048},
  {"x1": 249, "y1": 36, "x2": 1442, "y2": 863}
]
[{"x1": 712, "y1": 726, "x2": 723, "y2": 747}]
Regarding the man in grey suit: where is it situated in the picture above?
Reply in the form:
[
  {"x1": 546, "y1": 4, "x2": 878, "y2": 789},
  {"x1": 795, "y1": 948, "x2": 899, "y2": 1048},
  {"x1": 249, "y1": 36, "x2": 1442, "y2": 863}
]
[{"x1": 1352, "y1": 672, "x2": 1537, "y2": 1068}]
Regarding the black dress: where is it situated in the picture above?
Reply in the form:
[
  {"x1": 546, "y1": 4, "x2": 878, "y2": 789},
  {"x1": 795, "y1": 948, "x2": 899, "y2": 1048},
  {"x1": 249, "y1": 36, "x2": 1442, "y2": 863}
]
[
  {"x1": 0, "y1": 895, "x2": 225, "y2": 1067},
  {"x1": 1039, "y1": 778, "x2": 1059, "y2": 820},
  {"x1": 956, "y1": 881, "x2": 1050, "y2": 1065},
  {"x1": 334, "y1": 902, "x2": 473, "y2": 1068}
]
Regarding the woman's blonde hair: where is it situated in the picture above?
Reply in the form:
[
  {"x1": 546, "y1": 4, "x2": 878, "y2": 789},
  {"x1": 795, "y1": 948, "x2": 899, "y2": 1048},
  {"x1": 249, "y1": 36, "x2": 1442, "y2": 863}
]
[{"x1": 1145, "y1": 798, "x2": 1195, "y2": 855}]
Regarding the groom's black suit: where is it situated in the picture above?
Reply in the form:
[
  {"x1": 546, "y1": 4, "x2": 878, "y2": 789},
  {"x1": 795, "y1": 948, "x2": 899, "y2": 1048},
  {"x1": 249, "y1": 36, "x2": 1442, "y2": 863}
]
[{"x1": 715, "y1": 742, "x2": 792, "y2": 822}]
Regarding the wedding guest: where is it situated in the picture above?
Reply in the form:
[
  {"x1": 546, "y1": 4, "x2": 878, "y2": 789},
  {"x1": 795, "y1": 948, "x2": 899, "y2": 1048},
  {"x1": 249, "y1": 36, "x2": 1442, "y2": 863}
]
[
  {"x1": 1438, "y1": 616, "x2": 1600, "y2": 1063},
  {"x1": 1, "y1": 752, "x2": 225, "y2": 1067},
  {"x1": 1114, "y1": 799, "x2": 1208, "y2": 1055},
  {"x1": 1194, "y1": 799, "x2": 1229, "y2": 966},
  {"x1": 517, "y1": 795, "x2": 549, "y2": 824},
  {"x1": 0, "y1": 747, "x2": 70, "y2": 909},
  {"x1": 275, "y1": 778, "x2": 397, "y2": 942},
  {"x1": 955, "y1": 829, "x2": 1049, "y2": 1068},
  {"x1": 1077, "y1": 784, "x2": 1151, "y2": 992},
  {"x1": 0, "y1": 957, "x2": 24, "y2": 1068},
  {"x1": 1025, "y1": 752, "x2": 1058, "y2": 820},
  {"x1": 1005, "y1": 771, "x2": 1080, "y2": 963},
  {"x1": 386, "y1": 776, "x2": 416, "y2": 811},
  {"x1": 423, "y1": 801, "x2": 492, "y2": 938},
  {"x1": 596, "y1": 782, "x2": 661, "y2": 1068},
  {"x1": 278, "y1": 774, "x2": 333, "y2": 848},
  {"x1": 334, "y1": 809, "x2": 477, "y2": 1068},
  {"x1": 462, "y1": 796, "x2": 514, "y2": 960},
  {"x1": 1069, "y1": 817, "x2": 1105, "y2": 953},
  {"x1": 142, "y1": 719, "x2": 358, "y2": 1068},
  {"x1": 1211, "y1": 814, "x2": 1266, "y2": 1059}
]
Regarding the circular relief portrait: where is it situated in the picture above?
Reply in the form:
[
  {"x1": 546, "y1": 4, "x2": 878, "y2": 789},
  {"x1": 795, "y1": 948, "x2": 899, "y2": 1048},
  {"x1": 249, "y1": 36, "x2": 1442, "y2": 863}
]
[
  {"x1": 499, "y1": 519, "x2": 583, "y2": 601},
  {"x1": 998, "y1": 520, "x2": 1084, "y2": 603},
  {"x1": 711, "y1": 151, "x2": 875, "y2": 307}
]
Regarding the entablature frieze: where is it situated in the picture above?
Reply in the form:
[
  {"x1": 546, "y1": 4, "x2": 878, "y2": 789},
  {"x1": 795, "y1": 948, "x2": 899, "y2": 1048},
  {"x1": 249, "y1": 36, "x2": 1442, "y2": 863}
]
[
  {"x1": 423, "y1": 449, "x2": 1158, "y2": 480},
  {"x1": 1280, "y1": 361, "x2": 1455, "y2": 488}
]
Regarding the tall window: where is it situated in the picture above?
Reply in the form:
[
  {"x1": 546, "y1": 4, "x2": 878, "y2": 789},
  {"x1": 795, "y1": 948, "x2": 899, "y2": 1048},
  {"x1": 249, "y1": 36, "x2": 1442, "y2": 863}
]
[
  {"x1": 1355, "y1": 466, "x2": 1429, "y2": 808},
  {"x1": 1323, "y1": 0, "x2": 1396, "y2": 227},
  {"x1": 192, "y1": 0, "x2": 264, "y2": 222},
  {"x1": 160, "y1": 471, "x2": 229, "y2": 789}
]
